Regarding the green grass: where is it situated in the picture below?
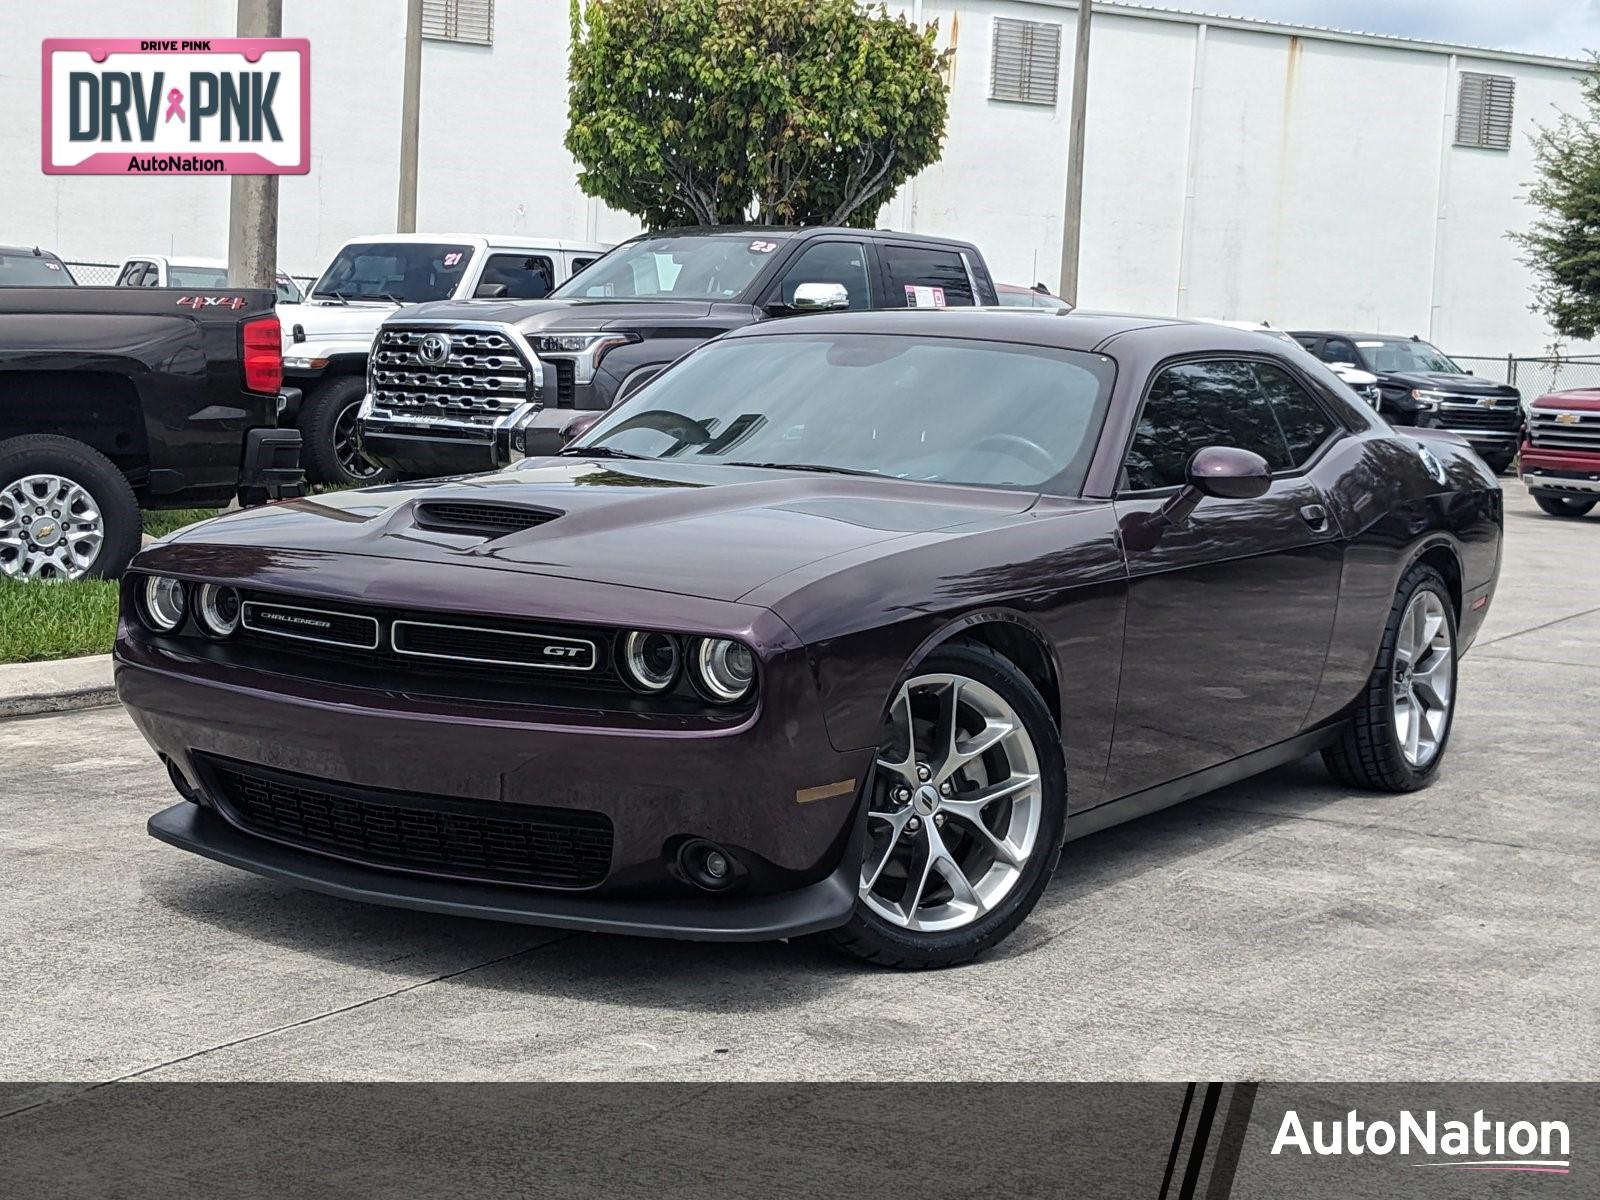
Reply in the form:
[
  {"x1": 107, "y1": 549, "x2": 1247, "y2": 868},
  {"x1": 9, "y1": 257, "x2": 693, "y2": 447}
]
[
  {"x1": 142, "y1": 507, "x2": 220, "y2": 539},
  {"x1": 0, "y1": 578, "x2": 121, "y2": 664}
]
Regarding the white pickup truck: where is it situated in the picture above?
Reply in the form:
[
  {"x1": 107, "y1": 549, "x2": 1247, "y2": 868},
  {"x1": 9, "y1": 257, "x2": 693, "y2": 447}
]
[{"x1": 277, "y1": 232, "x2": 609, "y2": 484}]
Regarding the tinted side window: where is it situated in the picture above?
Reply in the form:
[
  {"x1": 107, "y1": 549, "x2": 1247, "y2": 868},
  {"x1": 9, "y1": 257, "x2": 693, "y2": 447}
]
[
  {"x1": 1123, "y1": 360, "x2": 1291, "y2": 492},
  {"x1": 479, "y1": 253, "x2": 554, "y2": 299},
  {"x1": 569, "y1": 256, "x2": 599, "y2": 276},
  {"x1": 1254, "y1": 362, "x2": 1339, "y2": 467},
  {"x1": 777, "y1": 241, "x2": 872, "y2": 309},
  {"x1": 881, "y1": 245, "x2": 975, "y2": 307},
  {"x1": 115, "y1": 263, "x2": 140, "y2": 286}
]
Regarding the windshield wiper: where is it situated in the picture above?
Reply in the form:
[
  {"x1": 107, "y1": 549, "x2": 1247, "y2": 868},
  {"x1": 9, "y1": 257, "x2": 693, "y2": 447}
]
[
  {"x1": 722, "y1": 461, "x2": 885, "y2": 478},
  {"x1": 557, "y1": 445, "x2": 653, "y2": 460}
]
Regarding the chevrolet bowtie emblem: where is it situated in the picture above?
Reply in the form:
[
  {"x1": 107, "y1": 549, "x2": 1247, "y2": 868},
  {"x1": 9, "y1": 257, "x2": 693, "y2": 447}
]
[{"x1": 1556, "y1": 411, "x2": 1581, "y2": 425}]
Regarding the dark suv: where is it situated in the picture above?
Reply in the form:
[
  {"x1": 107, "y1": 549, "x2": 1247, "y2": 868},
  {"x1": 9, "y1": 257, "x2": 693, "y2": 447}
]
[
  {"x1": 1290, "y1": 330, "x2": 1522, "y2": 472},
  {"x1": 357, "y1": 226, "x2": 999, "y2": 472}
]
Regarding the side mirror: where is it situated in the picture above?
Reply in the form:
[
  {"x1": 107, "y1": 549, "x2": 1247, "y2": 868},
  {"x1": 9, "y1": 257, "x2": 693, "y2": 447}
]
[
  {"x1": 560, "y1": 411, "x2": 604, "y2": 445},
  {"x1": 1120, "y1": 446, "x2": 1270, "y2": 551},
  {"x1": 474, "y1": 282, "x2": 509, "y2": 298},
  {"x1": 788, "y1": 282, "x2": 850, "y2": 312}
]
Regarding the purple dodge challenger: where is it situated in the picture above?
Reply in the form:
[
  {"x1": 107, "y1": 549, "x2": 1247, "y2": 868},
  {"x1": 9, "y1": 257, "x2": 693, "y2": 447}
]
[{"x1": 116, "y1": 310, "x2": 1501, "y2": 968}]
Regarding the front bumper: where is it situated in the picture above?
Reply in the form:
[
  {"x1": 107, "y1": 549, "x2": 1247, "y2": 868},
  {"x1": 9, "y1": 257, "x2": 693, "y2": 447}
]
[
  {"x1": 149, "y1": 801, "x2": 857, "y2": 940},
  {"x1": 1521, "y1": 465, "x2": 1600, "y2": 496},
  {"x1": 116, "y1": 621, "x2": 871, "y2": 939}
]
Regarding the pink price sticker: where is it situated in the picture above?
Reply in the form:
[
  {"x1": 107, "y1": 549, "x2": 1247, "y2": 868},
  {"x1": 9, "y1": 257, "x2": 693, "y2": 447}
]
[{"x1": 904, "y1": 285, "x2": 946, "y2": 309}]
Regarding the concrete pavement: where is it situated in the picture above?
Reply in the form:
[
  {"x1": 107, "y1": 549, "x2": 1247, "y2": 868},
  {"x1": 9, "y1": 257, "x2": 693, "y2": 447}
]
[{"x1": 1, "y1": 486, "x2": 1596, "y2": 1089}]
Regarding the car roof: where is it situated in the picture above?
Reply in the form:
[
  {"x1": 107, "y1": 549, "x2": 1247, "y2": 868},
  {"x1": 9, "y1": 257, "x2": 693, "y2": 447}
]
[
  {"x1": 1288, "y1": 329, "x2": 1432, "y2": 342},
  {"x1": 336, "y1": 232, "x2": 610, "y2": 251},
  {"x1": 634, "y1": 225, "x2": 984, "y2": 250},
  {"x1": 722, "y1": 308, "x2": 1199, "y2": 354},
  {"x1": 0, "y1": 245, "x2": 63, "y2": 258}
]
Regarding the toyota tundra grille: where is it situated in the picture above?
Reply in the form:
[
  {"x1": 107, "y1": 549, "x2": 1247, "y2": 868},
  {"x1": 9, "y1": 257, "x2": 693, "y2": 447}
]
[{"x1": 370, "y1": 327, "x2": 534, "y2": 426}]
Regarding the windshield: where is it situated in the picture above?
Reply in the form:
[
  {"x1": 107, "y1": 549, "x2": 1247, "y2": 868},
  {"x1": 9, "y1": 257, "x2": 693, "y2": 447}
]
[
  {"x1": 1356, "y1": 338, "x2": 1462, "y2": 375},
  {"x1": 553, "y1": 235, "x2": 785, "y2": 302},
  {"x1": 168, "y1": 266, "x2": 229, "y2": 287},
  {"x1": 0, "y1": 253, "x2": 75, "y2": 286},
  {"x1": 573, "y1": 333, "x2": 1116, "y2": 491},
  {"x1": 311, "y1": 242, "x2": 472, "y2": 303}
]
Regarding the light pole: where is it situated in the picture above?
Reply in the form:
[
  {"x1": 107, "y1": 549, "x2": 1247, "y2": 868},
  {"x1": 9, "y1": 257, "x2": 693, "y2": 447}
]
[
  {"x1": 227, "y1": 0, "x2": 282, "y2": 289},
  {"x1": 1057, "y1": 0, "x2": 1093, "y2": 305},
  {"x1": 398, "y1": 0, "x2": 423, "y2": 232}
]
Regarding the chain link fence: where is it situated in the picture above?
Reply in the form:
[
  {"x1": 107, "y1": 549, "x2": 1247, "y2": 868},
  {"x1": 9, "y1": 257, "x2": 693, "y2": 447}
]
[
  {"x1": 1451, "y1": 355, "x2": 1600, "y2": 397},
  {"x1": 63, "y1": 260, "x2": 318, "y2": 293}
]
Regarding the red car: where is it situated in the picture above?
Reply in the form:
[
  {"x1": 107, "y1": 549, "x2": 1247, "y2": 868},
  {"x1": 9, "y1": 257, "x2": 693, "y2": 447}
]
[{"x1": 1521, "y1": 389, "x2": 1600, "y2": 518}]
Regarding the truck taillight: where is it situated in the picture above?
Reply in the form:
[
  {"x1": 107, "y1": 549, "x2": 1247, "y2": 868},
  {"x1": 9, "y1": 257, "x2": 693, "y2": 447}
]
[{"x1": 243, "y1": 316, "x2": 283, "y2": 394}]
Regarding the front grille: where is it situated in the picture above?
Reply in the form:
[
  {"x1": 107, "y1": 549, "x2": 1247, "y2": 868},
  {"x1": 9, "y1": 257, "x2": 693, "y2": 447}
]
[
  {"x1": 1529, "y1": 408, "x2": 1600, "y2": 451},
  {"x1": 201, "y1": 756, "x2": 613, "y2": 888},
  {"x1": 1437, "y1": 400, "x2": 1522, "y2": 432},
  {"x1": 241, "y1": 601, "x2": 380, "y2": 649},
  {"x1": 370, "y1": 327, "x2": 533, "y2": 426},
  {"x1": 392, "y1": 620, "x2": 598, "y2": 670},
  {"x1": 415, "y1": 501, "x2": 558, "y2": 537}
]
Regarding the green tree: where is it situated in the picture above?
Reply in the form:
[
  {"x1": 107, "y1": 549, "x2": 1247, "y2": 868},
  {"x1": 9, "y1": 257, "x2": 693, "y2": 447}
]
[
  {"x1": 566, "y1": 0, "x2": 949, "y2": 228},
  {"x1": 1514, "y1": 55, "x2": 1600, "y2": 340}
]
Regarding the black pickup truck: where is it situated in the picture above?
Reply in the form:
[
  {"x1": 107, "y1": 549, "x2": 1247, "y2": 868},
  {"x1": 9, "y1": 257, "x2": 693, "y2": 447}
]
[
  {"x1": 0, "y1": 287, "x2": 302, "y2": 580},
  {"x1": 356, "y1": 226, "x2": 999, "y2": 472}
]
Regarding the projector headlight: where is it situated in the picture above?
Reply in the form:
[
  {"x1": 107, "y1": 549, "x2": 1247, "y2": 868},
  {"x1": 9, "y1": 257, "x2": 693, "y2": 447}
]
[
  {"x1": 620, "y1": 630, "x2": 681, "y2": 693},
  {"x1": 140, "y1": 576, "x2": 189, "y2": 632},
  {"x1": 195, "y1": 584, "x2": 241, "y2": 637},
  {"x1": 692, "y1": 637, "x2": 756, "y2": 704}
]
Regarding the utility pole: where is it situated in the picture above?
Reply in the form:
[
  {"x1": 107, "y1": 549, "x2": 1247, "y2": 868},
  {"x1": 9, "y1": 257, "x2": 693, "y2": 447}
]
[
  {"x1": 227, "y1": 0, "x2": 282, "y2": 289},
  {"x1": 1057, "y1": 0, "x2": 1093, "y2": 304},
  {"x1": 397, "y1": 0, "x2": 423, "y2": 232}
]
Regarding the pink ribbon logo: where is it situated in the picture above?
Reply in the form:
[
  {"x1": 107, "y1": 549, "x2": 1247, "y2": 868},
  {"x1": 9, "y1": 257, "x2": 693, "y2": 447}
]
[{"x1": 164, "y1": 87, "x2": 185, "y2": 123}]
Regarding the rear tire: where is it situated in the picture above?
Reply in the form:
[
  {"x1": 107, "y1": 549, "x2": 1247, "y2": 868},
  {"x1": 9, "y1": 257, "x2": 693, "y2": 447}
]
[
  {"x1": 1323, "y1": 563, "x2": 1457, "y2": 792},
  {"x1": 824, "y1": 642, "x2": 1067, "y2": 969},
  {"x1": 1533, "y1": 494, "x2": 1596, "y2": 518},
  {"x1": 297, "y1": 377, "x2": 394, "y2": 487},
  {"x1": 0, "y1": 434, "x2": 141, "y2": 580}
]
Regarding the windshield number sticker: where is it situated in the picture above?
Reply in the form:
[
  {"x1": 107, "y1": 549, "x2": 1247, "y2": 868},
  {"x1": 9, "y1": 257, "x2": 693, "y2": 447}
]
[
  {"x1": 905, "y1": 285, "x2": 945, "y2": 309},
  {"x1": 45, "y1": 261, "x2": 61, "y2": 270},
  {"x1": 749, "y1": 240, "x2": 779, "y2": 253},
  {"x1": 442, "y1": 251, "x2": 463, "y2": 267}
]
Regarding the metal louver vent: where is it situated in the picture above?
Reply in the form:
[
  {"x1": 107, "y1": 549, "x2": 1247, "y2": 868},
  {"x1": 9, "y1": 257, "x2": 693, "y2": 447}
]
[
  {"x1": 422, "y1": 0, "x2": 494, "y2": 46},
  {"x1": 990, "y1": 17, "x2": 1061, "y2": 106},
  {"x1": 1455, "y1": 72, "x2": 1514, "y2": 150}
]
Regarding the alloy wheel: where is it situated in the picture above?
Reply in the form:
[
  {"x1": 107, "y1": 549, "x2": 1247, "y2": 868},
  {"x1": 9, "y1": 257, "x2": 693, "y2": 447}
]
[
  {"x1": 333, "y1": 401, "x2": 385, "y2": 481},
  {"x1": 861, "y1": 672, "x2": 1043, "y2": 932},
  {"x1": 1391, "y1": 589, "x2": 1454, "y2": 768},
  {"x1": 0, "y1": 474, "x2": 106, "y2": 580}
]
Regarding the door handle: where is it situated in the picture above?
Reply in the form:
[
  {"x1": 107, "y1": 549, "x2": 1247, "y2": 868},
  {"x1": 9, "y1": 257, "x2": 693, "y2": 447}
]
[{"x1": 1299, "y1": 503, "x2": 1331, "y2": 533}]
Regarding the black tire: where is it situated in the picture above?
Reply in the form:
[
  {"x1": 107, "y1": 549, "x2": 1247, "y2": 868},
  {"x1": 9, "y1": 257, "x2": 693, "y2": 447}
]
[
  {"x1": 1533, "y1": 494, "x2": 1596, "y2": 518},
  {"x1": 297, "y1": 376, "x2": 394, "y2": 487},
  {"x1": 824, "y1": 642, "x2": 1067, "y2": 969},
  {"x1": 1481, "y1": 451, "x2": 1515, "y2": 475},
  {"x1": 0, "y1": 434, "x2": 141, "y2": 580},
  {"x1": 1323, "y1": 563, "x2": 1458, "y2": 792}
]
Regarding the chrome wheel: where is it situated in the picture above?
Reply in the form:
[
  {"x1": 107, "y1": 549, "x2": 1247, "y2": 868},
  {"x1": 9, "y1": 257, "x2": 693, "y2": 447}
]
[
  {"x1": 333, "y1": 401, "x2": 385, "y2": 481},
  {"x1": 0, "y1": 474, "x2": 105, "y2": 580},
  {"x1": 861, "y1": 672, "x2": 1043, "y2": 932},
  {"x1": 1391, "y1": 589, "x2": 1453, "y2": 768}
]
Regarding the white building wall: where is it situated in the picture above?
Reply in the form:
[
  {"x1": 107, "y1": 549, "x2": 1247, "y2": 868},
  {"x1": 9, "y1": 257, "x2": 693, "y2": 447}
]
[{"x1": 2, "y1": 0, "x2": 1591, "y2": 354}]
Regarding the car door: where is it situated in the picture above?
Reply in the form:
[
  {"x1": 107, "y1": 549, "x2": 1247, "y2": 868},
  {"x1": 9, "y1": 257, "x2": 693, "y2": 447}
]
[
  {"x1": 1104, "y1": 356, "x2": 1346, "y2": 800},
  {"x1": 765, "y1": 239, "x2": 875, "y2": 311}
]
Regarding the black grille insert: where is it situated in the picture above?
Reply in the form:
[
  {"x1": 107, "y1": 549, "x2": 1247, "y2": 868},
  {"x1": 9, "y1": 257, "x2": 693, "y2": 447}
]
[
  {"x1": 200, "y1": 756, "x2": 613, "y2": 889},
  {"x1": 392, "y1": 620, "x2": 598, "y2": 670},
  {"x1": 415, "y1": 501, "x2": 558, "y2": 537}
]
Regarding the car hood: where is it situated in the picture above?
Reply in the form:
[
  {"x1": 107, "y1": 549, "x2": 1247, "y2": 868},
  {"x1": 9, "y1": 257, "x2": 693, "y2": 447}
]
[
  {"x1": 392, "y1": 297, "x2": 717, "y2": 331},
  {"x1": 1531, "y1": 388, "x2": 1600, "y2": 411},
  {"x1": 1379, "y1": 370, "x2": 1519, "y2": 397},
  {"x1": 161, "y1": 458, "x2": 1036, "y2": 603},
  {"x1": 278, "y1": 299, "x2": 398, "y2": 347}
]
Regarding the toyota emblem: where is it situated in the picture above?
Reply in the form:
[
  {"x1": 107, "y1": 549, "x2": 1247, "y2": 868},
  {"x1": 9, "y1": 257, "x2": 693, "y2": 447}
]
[{"x1": 418, "y1": 333, "x2": 451, "y2": 365}]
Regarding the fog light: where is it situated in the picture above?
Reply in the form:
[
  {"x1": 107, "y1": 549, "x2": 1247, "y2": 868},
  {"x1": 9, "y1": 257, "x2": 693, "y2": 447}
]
[
  {"x1": 140, "y1": 576, "x2": 188, "y2": 632},
  {"x1": 679, "y1": 839, "x2": 739, "y2": 891}
]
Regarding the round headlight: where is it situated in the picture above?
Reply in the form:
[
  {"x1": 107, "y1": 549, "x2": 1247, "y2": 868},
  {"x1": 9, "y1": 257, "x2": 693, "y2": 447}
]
[
  {"x1": 693, "y1": 637, "x2": 756, "y2": 704},
  {"x1": 196, "y1": 584, "x2": 241, "y2": 637},
  {"x1": 141, "y1": 576, "x2": 188, "y2": 632},
  {"x1": 621, "y1": 631, "x2": 681, "y2": 693}
]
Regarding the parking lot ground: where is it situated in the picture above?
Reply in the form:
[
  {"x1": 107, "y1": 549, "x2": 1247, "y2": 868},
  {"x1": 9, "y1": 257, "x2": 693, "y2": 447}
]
[{"x1": 1, "y1": 487, "x2": 1597, "y2": 1093}]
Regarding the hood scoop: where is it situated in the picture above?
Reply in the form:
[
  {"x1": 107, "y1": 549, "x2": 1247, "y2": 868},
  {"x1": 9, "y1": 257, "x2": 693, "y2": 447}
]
[{"x1": 413, "y1": 500, "x2": 561, "y2": 539}]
